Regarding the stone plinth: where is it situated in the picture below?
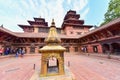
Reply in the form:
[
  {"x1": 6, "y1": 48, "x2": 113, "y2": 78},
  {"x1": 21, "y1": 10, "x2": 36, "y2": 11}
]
[{"x1": 30, "y1": 66, "x2": 76, "y2": 80}]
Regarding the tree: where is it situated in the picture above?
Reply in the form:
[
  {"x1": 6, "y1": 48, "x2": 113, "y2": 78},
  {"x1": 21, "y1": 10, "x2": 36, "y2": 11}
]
[{"x1": 101, "y1": 0, "x2": 120, "y2": 26}]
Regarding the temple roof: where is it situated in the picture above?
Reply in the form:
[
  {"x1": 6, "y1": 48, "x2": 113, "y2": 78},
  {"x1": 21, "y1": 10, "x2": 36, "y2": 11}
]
[
  {"x1": 27, "y1": 20, "x2": 48, "y2": 26},
  {"x1": 18, "y1": 17, "x2": 48, "y2": 30},
  {"x1": 64, "y1": 19, "x2": 84, "y2": 24},
  {"x1": 33, "y1": 17, "x2": 45, "y2": 22},
  {"x1": 62, "y1": 23, "x2": 93, "y2": 28},
  {"x1": 39, "y1": 45, "x2": 66, "y2": 52},
  {"x1": 78, "y1": 17, "x2": 120, "y2": 38},
  {"x1": 14, "y1": 32, "x2": 79, "y2": 38},
  {"x1": 0, "y1": 26, "x2": 17, "y2": 37},
  {"x1": 64, "y1": 10, "x2": 80, "y2": 20}
]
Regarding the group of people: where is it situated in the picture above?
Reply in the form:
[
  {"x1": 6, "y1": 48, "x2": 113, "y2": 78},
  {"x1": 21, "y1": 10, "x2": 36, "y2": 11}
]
[
  {"x1": 15, "y1": 48, "x2": 25, "y2": 57},
  {"x1": 0, "y1": 47, "x2": 26, "y2": 57}
]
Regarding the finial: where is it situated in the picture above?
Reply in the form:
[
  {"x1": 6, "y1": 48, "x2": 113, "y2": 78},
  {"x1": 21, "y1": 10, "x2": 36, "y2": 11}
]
[
  {"x1": 52, "y1": 19, "x2": 54, "y2": 22},
  {"x1": 51, "y1": 19, "x2": 55, "y2": 27}
]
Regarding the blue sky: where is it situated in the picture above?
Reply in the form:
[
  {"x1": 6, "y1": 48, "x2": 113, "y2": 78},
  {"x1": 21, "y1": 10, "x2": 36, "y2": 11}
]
[{"x1": 0, "y1": 0, "x2": 109, "y2": 32}]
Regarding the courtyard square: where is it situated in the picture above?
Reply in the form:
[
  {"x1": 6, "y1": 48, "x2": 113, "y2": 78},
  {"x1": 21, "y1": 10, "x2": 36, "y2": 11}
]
[{"x1": 0, "y1": 54, "x2": 120, "y2": 80}]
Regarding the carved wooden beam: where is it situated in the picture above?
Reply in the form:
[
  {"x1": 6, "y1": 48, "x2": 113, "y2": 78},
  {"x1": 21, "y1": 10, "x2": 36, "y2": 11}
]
[
  {"x1": 27, "y1": 38, "x2": 30, "y2": 43},
  {"x1": 38, "y1": 38, "x2": 41, "y2": 43},
  {"x1": 95, "y1": 34, "x2": 99, "y2": 39},
  {"x1": 100, "y1": 32, "x2": 106, "y2": 38},
  {"x1": 92, "y1": 35, "x2": 97, "y2": 40},
  {"x1": 23, "y1": 38, "x2": 26, "y2": 43},
  {"x1": 107, "y1": 30, "x2": 113, "y2": 36}
]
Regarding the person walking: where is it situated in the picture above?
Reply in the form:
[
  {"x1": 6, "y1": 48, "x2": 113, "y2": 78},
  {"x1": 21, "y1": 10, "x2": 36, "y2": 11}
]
[{"x1": 21, "y1": 48, "x2": 25, "y2": 57}]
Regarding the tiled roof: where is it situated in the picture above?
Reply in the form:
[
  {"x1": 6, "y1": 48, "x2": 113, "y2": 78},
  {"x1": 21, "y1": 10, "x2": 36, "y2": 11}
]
[
  {"x1": 15, "y1": 32, "x2": 47, "y2": 38},
  {"x1": 78, "y1": 17, "x2": 120, "y2": 38},
  {"x1": 0, "y1": 26, "x2": 17, "y2": 36},
  {"x1": 15, "y1": 32, "x2": 79, "y2": 39},
  {"x1": 63, "y1": 23, "x2": 93, "y2": 27}
]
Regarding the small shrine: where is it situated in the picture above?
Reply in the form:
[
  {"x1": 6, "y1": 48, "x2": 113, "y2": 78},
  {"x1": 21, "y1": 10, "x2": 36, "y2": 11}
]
[{"x1": 39, "y1": 19, "x2": 66, "y2": 76}]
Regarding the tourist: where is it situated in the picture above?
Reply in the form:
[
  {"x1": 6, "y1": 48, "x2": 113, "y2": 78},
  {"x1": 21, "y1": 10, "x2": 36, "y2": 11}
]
[
  {"x1": 0, "y1": 48, "x2": 3, "y2": 55},
  {"x1": 18, "y1": 48, "x2": 22, "y2": 54},
  {"x1": 21, "y1": 48, "x2": 25, "y2": 57},
  {"x1": 5, "y1": 47, "x2": 9, "y2": 55},
  {"x1": 15, "y1": 50, "x2": 19, "y2": 58}
]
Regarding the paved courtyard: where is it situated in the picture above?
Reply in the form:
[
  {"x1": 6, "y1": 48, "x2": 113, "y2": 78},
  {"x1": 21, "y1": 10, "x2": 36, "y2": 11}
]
[{"x1": 0, "y1": 54, "x2": 120, "y2": 80}]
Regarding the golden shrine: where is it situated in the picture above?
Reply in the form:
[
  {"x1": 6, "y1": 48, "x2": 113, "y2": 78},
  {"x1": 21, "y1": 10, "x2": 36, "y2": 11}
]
[{"x1": 39, "y1": 19, "x2": 66, "y2": 76}]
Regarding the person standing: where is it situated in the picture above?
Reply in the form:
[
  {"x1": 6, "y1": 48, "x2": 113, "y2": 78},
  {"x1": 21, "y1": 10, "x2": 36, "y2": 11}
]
[
  {"x1": 0, "y1": 48, "x2": 3, "y2": 55},
  {"x1": 15, "y1": 50, "x2": 19, "y2": 58},
  {"x1": 21, "y1": 48, "x2": 25, "y2": 57}
]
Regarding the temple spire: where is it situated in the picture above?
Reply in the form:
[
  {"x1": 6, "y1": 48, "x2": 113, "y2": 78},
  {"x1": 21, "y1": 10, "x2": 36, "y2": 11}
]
[{"x1": 45, "y1": 19, "x2": 61, "y2": 44}]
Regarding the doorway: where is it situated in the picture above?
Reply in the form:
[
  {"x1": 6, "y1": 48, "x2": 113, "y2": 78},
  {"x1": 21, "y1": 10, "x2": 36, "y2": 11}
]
[
  {"x1": 111, "y1": 43, "x2": 120, "y2": 55},
  {"x1": 47, "y1": 57, "x2": 59, "y2": 74},
  {"x1": 93, "y1": 46, "x2": 98, "y2": 53}
]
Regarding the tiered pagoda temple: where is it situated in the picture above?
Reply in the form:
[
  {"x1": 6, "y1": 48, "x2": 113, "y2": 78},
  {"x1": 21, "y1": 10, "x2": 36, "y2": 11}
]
[
  {"x1": 18, "y1": 17, "x2": 61, "y2": 34},
  {"x1": 62, "y1": 10, "x2": 92, "y2": 36},
  {"x1": 18, "y1": 17, "x2": 48, "y2": 33}
]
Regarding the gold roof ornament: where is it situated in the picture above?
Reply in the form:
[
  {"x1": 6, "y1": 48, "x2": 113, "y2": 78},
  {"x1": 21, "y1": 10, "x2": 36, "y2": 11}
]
[{"x1": 45, "y1": 19, "x2": 61, "y2": 45}]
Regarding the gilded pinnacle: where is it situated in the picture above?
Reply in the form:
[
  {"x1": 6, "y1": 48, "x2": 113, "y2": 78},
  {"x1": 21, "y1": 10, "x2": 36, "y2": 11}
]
[
  {"x1": 51, "y1": 19, "x2": 55, "y2": 27},
  {"x1": 45, "y1": 19, "x2": 61, "y2": 44}
]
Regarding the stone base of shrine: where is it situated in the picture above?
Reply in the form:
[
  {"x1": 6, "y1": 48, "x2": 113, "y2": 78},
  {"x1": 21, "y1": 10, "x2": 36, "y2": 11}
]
[{"x1": 30, "y1": 66, "x2": 76, "y2": 80}]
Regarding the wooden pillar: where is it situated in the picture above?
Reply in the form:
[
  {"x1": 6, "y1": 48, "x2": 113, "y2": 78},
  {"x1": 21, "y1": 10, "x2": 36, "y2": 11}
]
[
  {"x1": 109, "y1": 44, "x2": 113, "y2": 53},
  {"x1": 98, "y1": 44, "x2": 103, "y2": 53},
  {"x1": 35, "y1": 46, "x2": 39, "y2": 54},
  {"x1": 70, "y1": 46, "x2": 74, "y2": 53},
  {"x1": 26, "y1": 46, "x2": 30, "y2": 54}
]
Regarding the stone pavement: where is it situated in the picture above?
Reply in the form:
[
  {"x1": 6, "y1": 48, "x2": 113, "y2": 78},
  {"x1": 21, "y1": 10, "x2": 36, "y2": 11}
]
[
  {"x1": 65, "y1": 54, "x2": 120, "y2": 80},
  {"x1": 0, "y1": 55, "x2": 41, "y2": 80},
  {"x1": 81, "y1": 53, "x2": 120, "y2": 61},
  {"x1": 0, "y1": 53, "x2": 120, "y2": 80}
]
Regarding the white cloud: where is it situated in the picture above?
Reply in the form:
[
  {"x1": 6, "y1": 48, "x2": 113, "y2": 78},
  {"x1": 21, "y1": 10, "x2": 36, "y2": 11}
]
[
  {"x1": 67, "y1": 0, "x2": 71, "y2": 4},
  {"x1": 81, "y1": 8, "x2": 89, "y2": 19},
  {"x1": 73, "y1": 0, "x2": 88, "y2": 11},
  {"x1": 0, "y1": 0, "x2": 89, "y2": 32}
]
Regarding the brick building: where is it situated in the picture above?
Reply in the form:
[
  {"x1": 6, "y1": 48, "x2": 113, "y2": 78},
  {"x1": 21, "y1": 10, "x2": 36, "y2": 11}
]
[{"x1": 0, "y1": 10, "x2": 120, "y2": 55}]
